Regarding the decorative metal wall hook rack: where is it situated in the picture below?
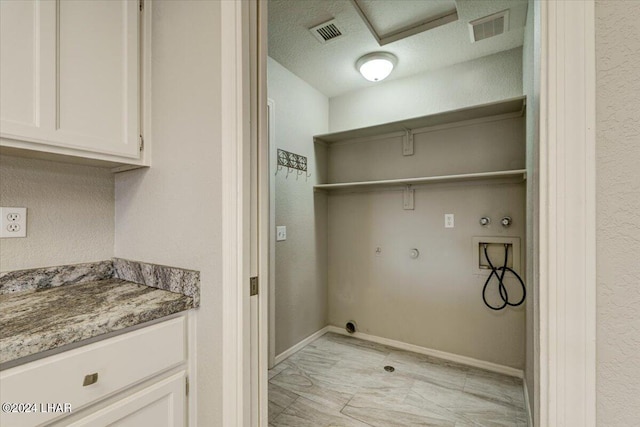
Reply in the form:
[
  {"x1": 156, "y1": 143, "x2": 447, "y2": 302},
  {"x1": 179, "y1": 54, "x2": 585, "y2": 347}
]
[{"x1": 277, "y1": 149, "x2": 310, "y2": 180}]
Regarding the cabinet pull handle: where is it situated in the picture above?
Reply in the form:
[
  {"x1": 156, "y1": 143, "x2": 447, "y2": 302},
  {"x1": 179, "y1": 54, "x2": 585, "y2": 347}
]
[{"x1": 82, "y1": 373, "x2": 98, "y2": 386}]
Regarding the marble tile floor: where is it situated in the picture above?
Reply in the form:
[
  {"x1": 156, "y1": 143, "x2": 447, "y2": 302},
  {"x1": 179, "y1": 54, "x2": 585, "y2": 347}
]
[{"x1": 268, "y1": 333, "x2": 528, "y2": 427}]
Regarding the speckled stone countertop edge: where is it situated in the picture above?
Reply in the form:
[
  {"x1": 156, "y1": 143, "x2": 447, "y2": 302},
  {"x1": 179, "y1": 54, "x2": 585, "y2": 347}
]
[
  {"x1": 0, "y1": 279, "x2": 194, "y2": 367},
  {"x1": 0, "y1": 258, "x2": 200, "y2": 307},
  {"x1": 112, "y1": 258, "x2": 200, "y2": 308},
  {"x1": 0, "y1": 259, "x2": 200, "y2": 367},
  {"x1": 0, "y1": 260, "x2": 114, "y2": 295}
]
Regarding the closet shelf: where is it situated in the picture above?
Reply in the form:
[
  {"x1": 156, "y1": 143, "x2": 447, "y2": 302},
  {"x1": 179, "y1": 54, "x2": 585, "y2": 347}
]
[
  {"x1": 314, "y1": 169, "x2": 527, "y2": 191},
  {"x1": 314, "y1": 96, "x2": 526, "y2": 145}
]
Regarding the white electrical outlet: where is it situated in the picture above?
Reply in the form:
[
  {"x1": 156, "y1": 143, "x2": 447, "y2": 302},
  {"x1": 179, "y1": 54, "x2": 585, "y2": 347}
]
[
  {"x1": 445, "y1": 213, "x2": 454, "y2": 228},
  {"x1": 276, "y1": 226, "x2": 287, "y2": 241},
  {"x1": 0, "y1": 207, "x2": 27, "y2": 238}
]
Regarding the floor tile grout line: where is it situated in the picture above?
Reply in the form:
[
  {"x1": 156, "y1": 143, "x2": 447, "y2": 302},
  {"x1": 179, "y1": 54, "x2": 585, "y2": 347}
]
[
  {"x1": 404, "y1": 379, "x2": 469, "y2": 422},
  {"x1": 340, "y1": 407, "x2": 377, "y2": 427},
  {"x1": 339, "y1": 387, "x2": 359, "y2": 414},
  {"x1": 266, "y1": 382, "x2": 301, "y2": 420},
  {"x1": 270, "y1": 395, "x2": 301, "y2": 424},
  {"x1": 268, "y1": 370, "x2": 285, "y2": 383},
  {"x1": 339, "y1": 386, "x2": 378, "y2": 427}
]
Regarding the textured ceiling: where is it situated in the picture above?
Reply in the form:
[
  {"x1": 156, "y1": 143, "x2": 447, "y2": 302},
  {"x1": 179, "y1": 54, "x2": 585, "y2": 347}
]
[
  {"x1": 268, "y1": 0, "x2": 528, "y2": 97},
  {"x1": 355, "y1": 0, "x2": 457, "y2": 36}
]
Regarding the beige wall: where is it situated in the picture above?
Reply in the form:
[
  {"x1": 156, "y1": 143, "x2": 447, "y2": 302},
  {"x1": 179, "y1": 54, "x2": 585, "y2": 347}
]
[
  {"x1": 114, "y1": 2, "x2": 222, "y2": 425},
  {"x1": 0, "y1": 155, "x2": 114, "y2": 271},
  {"x1": 268, "y1": 57, "x2": 330, "y2": 355},
  {"x1": 596, "y1": 1, "x2": 640, "y2": 424},
  {"x1": 329, "y1": 47, "x2": 523, "y2": 133},
  {"x1": 327, "y1": 117, "x2": 526, "y2": 369},
  {"x1": 328, "y1": 118, "x2": 525, "y2": 183}
]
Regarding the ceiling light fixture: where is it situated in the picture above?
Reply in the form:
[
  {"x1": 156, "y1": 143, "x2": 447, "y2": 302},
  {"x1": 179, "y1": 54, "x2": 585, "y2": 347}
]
[{"x1": 356, "y1": 52, "x2": 397, "y2": 82}]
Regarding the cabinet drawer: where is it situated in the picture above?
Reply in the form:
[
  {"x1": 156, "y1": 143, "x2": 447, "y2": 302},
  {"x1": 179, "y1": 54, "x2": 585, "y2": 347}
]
[
  {"x1": 0, "y1": 317, "x2": 185, "y2": 427},
  {"x1": 66, "y1": 372, "x2": 186, "y2": 427}
]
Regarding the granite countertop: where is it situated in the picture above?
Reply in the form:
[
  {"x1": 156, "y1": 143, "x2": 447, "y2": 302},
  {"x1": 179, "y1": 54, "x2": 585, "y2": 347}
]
[
  {"x1": 0, "y1": 278, "x2": 193, "y2": 366},
  {"x1": 0, "y1": 259, "x2": 200, "y2": 367}
]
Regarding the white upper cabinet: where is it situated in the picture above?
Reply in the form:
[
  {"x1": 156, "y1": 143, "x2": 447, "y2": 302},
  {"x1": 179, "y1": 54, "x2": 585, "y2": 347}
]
[{"x1": 0, "y1": 0, "x2": 145, "y2": 168}]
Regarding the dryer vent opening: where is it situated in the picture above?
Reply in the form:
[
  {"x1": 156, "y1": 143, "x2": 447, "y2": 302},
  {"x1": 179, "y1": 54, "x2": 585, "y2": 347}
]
[{"x1": 345, "y1": 321, "x2": 357, "y2": 334}]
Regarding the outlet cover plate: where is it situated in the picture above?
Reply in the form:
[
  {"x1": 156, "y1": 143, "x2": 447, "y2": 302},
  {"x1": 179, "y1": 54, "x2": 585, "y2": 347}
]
[
  {"x1": 0, "y1": 207, "x2": 27, "y2": 238},
  {"x1": 445, "y1": 214, "x2": 455, "y2": 228},
  {"x1": 276, "y1": 226, "x2": 287, "y2": 241}
]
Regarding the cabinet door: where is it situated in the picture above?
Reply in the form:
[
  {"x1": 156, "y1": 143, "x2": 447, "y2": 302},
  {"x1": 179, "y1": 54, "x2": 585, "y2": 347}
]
[
  {"x1": 67, "y1": 372, "x2": 186, "y2": 427},
  {"x1": 0, "y1": 1, "x2": 55, "y2": 137},
  {"x1": 0, "y1": 0, "x2": 140, "y2": 159}
]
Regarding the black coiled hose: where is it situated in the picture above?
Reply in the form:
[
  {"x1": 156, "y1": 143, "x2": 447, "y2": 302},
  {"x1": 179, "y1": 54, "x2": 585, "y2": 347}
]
[{"x1": 482, "y1": 243, "x2": 526, "y2": 311}]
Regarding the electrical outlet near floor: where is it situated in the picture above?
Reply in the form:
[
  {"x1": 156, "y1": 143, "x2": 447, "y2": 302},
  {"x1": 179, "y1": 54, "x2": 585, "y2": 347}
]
[{"x1": 0, "y1": 207, "x2": 27, "y2": 238}]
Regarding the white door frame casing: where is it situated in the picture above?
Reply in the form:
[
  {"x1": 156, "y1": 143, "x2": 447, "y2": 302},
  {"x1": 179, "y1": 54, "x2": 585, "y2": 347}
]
[
  {"x1": 267, "y1": 97, "x2": 276, "y2": 371},
  {"x1": 220, "y1": 0, "x2": 598, "y2": 425},
  {"x1": 537, "y1": 1, "x2": 596, "y2": 426},
  {"x1": 256, "y1": 2, "x2": 270, "y2": 425},
  {"x1": 221, "y1": 1, "x2": 268, "y2": 426},
  {"x1": 220, "y1": 1, "x2": 252, "y2": 426}
]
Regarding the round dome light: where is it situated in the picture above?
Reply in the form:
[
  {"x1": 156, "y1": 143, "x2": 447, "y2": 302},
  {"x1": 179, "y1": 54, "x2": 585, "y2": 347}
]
[{"x1": 356, "y1": 52, "x2": 397, "y2": 82}]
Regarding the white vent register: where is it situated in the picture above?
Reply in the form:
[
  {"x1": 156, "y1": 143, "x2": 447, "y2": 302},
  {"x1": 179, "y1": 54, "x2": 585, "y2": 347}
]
[
  {"x1": 309, "y1": 19, "x2": 345, "y2": 44},
  {"x1": 469, "y1": 10, "x2": 509, "y2": 42}
]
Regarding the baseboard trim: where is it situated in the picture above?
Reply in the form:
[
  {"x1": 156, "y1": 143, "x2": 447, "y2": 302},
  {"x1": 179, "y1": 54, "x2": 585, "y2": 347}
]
[
  {"x1": 326, "y1": 326, "x2": 524, "y2": 379},
  {"x1": 274, "y1": 325, "x2": 524, "y2": 379},
  {"x1": 523, "y1": 377, "x2": 533, "y2": 426},
  {"x1": 274, "y1": 326, "x2": 331, "y2": 365}
]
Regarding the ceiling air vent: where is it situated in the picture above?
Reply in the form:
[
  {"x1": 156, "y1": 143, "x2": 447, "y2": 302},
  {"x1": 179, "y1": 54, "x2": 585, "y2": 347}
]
[
  {"x1": 469, "y1": 10, "x2": 509, "y2": 42},
  {"x1": 309, "y1": 19, "x2": 344, "y2": 44}
]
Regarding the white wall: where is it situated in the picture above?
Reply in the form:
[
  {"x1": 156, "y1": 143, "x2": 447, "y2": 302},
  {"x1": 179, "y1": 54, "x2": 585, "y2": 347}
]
[
  {"x1": 0, "y1": 155, "x2": 114, "y2": 271},
  {"x1": 596, "y1": 1, "x2": 640, "y2": 424},
  {"x1": 114, "y1": 2, "x2": 222, "y2": 425},
  {"x1": 268, "y1": 57, "x2": 330, "y2": 355},
  {"x1": 329, "y1": 47, "x2": 523, "y2": 132},
  {"x1": 327, "y1": 117, "x2": 526, "y2": 369}
]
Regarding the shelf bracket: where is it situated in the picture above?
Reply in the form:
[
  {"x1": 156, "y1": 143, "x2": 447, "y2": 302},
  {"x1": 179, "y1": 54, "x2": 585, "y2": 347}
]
[
  {"x1": 403, "y1": 130, "x2": 414, "y2": 156},
  {"x1": 403, "y1": 185, "x2": 415, "y2": 210}
]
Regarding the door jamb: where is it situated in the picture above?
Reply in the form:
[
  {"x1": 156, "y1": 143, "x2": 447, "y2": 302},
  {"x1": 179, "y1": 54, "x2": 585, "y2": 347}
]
[
  {"x1": 538, "y1": 0, "x2": 596, "y2": 425},
  {"x1": 221, "y1": 1, "x2": 252, "y2": 426},
  {"x1": 257, "y1": 1, "x2": 270, "y2": 425},
  {"x1": 222, "y1": 0, "x2": 599, "y2": 425},
  {"x1": 267, "y1": 98, "x2": 276, "y2": 371}
]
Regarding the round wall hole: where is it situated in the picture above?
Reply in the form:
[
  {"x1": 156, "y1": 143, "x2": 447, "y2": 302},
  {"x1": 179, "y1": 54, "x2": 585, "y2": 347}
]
[
  {"x1": 384, "y1": 366, "x2": 395, "y2": 372},
  {"x1": 345, "y1": 321, "x2": 357, "y2": 334}
]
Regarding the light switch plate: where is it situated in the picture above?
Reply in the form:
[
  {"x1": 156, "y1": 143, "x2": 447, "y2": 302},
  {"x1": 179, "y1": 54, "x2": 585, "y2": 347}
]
[
  {"x1": 0, "y1": 207, "x2": 27, "y2": 238},
  {"x1": 276, "y1": 226, "x2": 287, "y2": 241}
]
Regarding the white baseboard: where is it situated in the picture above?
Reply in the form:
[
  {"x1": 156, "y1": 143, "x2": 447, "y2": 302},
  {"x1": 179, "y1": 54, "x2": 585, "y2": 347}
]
[
  {"x1": 274, "y1": 325, "x2": 524, "y2": 379},
  {"x1": 523, "y1": 378, "x2": 533, "y2": 426},
  {"x1": 274, "y1": 326, "x2": 331, "y2": 365},
  {"x1": 326, "y1": 326, "x2": 524, "y2": 379}
]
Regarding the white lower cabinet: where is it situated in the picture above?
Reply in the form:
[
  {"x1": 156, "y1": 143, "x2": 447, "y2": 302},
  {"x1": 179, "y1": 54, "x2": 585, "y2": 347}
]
[
  {"x1": 67, "y1": 372, "x2": 185, "y2": 427},
  {"x1": 0, "y1": 316, "x2": 188, "y2": 427}
]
